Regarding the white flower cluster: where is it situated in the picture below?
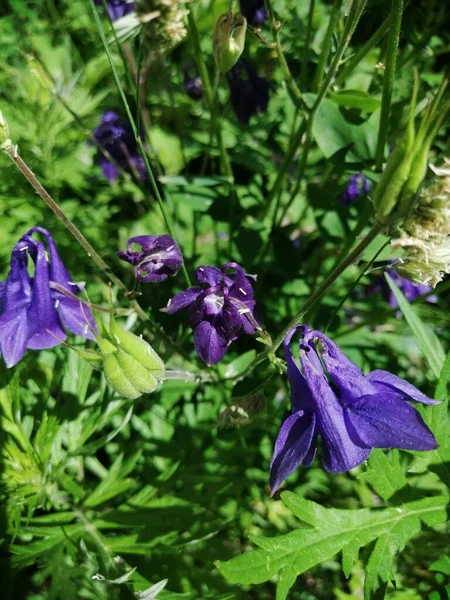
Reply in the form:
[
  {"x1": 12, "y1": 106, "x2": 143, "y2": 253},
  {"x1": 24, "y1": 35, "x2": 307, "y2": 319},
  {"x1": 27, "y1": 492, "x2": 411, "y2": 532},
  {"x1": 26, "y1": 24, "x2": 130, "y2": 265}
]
[{"x1": 392, "y1": 159, "x2": 450, "y2": 287}]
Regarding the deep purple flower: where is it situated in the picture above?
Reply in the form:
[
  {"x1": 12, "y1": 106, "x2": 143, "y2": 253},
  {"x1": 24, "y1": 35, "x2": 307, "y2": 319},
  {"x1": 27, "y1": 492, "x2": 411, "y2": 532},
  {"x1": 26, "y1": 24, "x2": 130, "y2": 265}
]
[
  {"x1": 239, "y1": 0, "x2": 267, "y2": 25},
  {"x1": 341, "y1": 173, "x2": 372, "y2": 204},
  {"x1": 184, "y1": 70, "x2": 203, "y2": 100},
  {"x1": 93, "y1": 111, "x2": 150, "y2": 182},
  {"x1": 270, "y1": 325, "x2": 437, "y2": 494},
  {"x1": 94, "y1": 0, "x2": 134, "y2": 21},
  {"x1": 162, "y1": 263, "x2": 258, "y2": 365},
  {"x1": 370, "y1": 268, "x2": 437, "y2": 311},
  {"x1": 227, "y1": 60, "x2": 271, "y2": 124},
  {"x1": 0, "y1": 227, "x2": 97, "y2": 368},
  {"x1": 117, "y1": 235, "x2": 183, "y2": 282}
]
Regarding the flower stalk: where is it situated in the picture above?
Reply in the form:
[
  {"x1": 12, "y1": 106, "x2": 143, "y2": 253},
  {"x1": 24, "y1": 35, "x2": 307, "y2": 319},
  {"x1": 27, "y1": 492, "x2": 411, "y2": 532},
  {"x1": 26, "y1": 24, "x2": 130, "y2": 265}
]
[{"x1": 374, "y1": 0, "x2": 405, "y2": 171}]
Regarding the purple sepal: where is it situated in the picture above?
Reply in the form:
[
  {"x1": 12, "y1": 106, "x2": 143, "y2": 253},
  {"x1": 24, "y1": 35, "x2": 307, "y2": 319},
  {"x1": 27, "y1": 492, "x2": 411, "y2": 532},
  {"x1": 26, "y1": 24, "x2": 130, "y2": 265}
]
[{"x1": 117, "y1": 234, "x2": 183, "y2": 283}]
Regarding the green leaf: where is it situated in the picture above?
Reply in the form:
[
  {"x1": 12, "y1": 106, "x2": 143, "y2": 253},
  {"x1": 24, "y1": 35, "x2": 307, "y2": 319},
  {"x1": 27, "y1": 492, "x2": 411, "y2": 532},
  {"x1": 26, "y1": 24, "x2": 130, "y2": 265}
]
[
  {"x1": 216, "y1": 493, "x2": 448, "y2": 600},
  {"x1": 329, "y1": 90, "x2": 382, "y2": 112},
  {"x1": 359, "y1": 450, "x2": 406, "y2": 500},
  {"x1": 386, "y1": 274, "x2": 445, "y2": 378}
]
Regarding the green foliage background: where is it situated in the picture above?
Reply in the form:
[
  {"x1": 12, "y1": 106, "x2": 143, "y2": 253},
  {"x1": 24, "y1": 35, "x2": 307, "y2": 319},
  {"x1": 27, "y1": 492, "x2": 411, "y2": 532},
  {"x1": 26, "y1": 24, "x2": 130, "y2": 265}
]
[{"x1": 1, "y1": 1, "x2": 450, "y2": 599}]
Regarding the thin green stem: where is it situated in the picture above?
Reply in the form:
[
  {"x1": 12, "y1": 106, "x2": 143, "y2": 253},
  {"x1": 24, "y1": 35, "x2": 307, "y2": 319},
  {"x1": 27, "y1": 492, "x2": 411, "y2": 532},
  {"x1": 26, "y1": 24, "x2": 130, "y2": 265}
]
[
  {"x1": 314, "y1": 0, "x2": 343, "y2": 91},
  {"x1": 87, "y1": 0, "x2": 192, "y2": 287},
  {"x1": 375, "y1": 0, "x2": 404, "y2": 171},
  {"x1": 100, "y1": 0, "x2": 136, "y2": 94},
  {"x1": 324, "y1": 239, "x2": 390, "y2": 332},
  {"x1": 187, "y1": 10, "x2": 233, "y2": 182},
  {"x1": 334, "y1": 14, "x2": 390, "y2": 87},
  {"x1": 263, "y1": 0, "x2": 304, "y2": 109},
  {"x1": 300, "y1": 0, "x2": 316, "y2": 90}
]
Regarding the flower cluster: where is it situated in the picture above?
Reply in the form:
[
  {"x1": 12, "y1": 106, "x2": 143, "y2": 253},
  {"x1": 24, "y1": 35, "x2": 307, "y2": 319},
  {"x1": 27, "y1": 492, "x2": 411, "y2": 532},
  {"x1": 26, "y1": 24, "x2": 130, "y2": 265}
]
[
  {"x1": 117, "y1": 234, "x2": 183, "y2": 282},
  {"x1": 162, "y1": 263, "x2": 259, "y2": 365},
  {"x1": 270, "y1": 325, "x2": 437, "y2": 494},
  {"x1": 135, "y1": 0, "x2": 190, "y2": 50},
  {"x1": 227, "y1": 60, "x2": 271, "y2": 124},
  {"x1": 340, "y1": 172, "x2": 371, "y2": 205},
  {"x1": 92, "y1": 111, "x2": 149, "y2": 182},
  {"x1": 0, "y1": 227, "x2": 96, "y2": 368},
  {"x1": 391, "y1": 160, "x2": 450, "y2": 287},
  {"x1": 95, "y1": 0, "x2": 134, "y2": 21}
]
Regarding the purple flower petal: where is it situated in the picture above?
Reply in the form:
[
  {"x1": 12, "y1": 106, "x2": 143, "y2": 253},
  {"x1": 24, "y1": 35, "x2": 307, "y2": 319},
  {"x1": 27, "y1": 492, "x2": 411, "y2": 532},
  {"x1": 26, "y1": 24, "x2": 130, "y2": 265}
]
[
  {"x1": 345, "y1": 393, "x2": 437, "y2": 451},
  {"x1": 308, "y1": 330, "x2": 376, "y2": 400},
  {"x1": 56, "y1": 297, "x2": 97, "y2": 340},
  {"x1": 367, "y1": 370, "x2": 438, "y2": 405},
  {"x1": 284, "y1": 325, "x2": 316, "y2": 413},
  {"x1": 223, "y1": 262, "x2": 255, "y2": 303},
  {"x1": 0, "y1": 306, "x2": 33, "y2": 368},
  {"x1": 26, "y1": 242, "x2": 66, "y2": 350},
  {"x1": 223, "y1": 298, "x2": 243, "y2": 339},
  {"x1": 195, "y1": 265, "x2": 223, "y2": 286},
  {"x1": 193, "y1": 320, "x2": 229, "y2": 366},
  {"x1": 100, "y1": 158, "x2": 119, "y2": 181},
  {"x1": 270, "y1": 411, "x2": 316, "y2": 495},
  {"x1": 301, "y1": 343, "x2": 371, "y2": 472},
  {"x1": 163, "y1": 287, "x2": 202, "y2": 314}
]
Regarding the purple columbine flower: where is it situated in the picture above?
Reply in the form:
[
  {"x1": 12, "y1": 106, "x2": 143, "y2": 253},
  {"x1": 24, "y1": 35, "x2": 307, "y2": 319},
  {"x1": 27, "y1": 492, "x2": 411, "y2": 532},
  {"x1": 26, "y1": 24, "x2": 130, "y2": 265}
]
[
  {"x1": 270, "y1": 325, "x2": 437, "y2": 494},
  {"x1": 94, "y1": 0, "x2": 134, "y2": 21},
  {"x1": 184, "y1": 70, "x2": 203, "y2": 100},
  {"x1": 92, "y1": 111, "x2": 149, "y2": 182},
  {"x1": 162, "y1": 263, "x2": 258, "y2": 365},
  {"x1": 0, "y1": 227, "x2": 97, "y2": 368},
  {"x1": 239, "y1": 0, "x2": 267, "y2": 25},
  {"x1": 117, "y1": 235, "x2": 183, "y2": 282},
  {"x1": 341, "y1": 173, "x2": 372, "y2": 204},
  {"x1": 227, "y1": 60, "x2": 271, "y2": 124}
]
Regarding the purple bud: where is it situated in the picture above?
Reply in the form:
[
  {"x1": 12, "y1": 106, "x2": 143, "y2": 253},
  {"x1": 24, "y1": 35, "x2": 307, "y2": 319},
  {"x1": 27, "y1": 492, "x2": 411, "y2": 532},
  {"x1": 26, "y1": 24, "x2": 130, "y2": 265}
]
[
  {"x1": 117, "y1": 235, "x2": 183, "y2": 282},
  {"x1": 341, "y1": 173, "x2": 372, "y2": 205}
]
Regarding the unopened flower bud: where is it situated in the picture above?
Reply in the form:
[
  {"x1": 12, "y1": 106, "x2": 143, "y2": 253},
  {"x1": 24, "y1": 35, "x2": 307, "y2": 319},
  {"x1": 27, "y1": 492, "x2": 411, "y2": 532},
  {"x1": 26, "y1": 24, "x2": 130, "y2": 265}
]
[
  {"x1": 74, "y1": 315, "x2": 165, "y2": 399},
  {"x1": 213, "y1": 12, "x2": 247, "y2": 75},
  {"x1": 0, "y1": 111, "x2": 12, "y2": 149}
]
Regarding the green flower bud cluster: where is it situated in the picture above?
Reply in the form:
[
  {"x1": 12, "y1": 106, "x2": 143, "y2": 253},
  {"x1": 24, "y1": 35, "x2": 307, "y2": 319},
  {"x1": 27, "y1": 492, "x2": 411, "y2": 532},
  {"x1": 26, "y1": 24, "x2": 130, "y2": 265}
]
[
  {"x1": 0, "y1": 110, "x2": 12, "y2": 150},
  {"x1": 135, "y1": 0, "x2": 190, "y2": 50},
  {"x1": 373, "y1": 81, "x2": 450, "y2": 226},
  {"x1": 76, "y1": 317, "x2": 165, "y2": 400},
  {"x1": 212, "y1": 11, "x2": 247, "y2": 74},
  {"x1": 391, "y1": 160, "x2": 450, "y2": 287}
]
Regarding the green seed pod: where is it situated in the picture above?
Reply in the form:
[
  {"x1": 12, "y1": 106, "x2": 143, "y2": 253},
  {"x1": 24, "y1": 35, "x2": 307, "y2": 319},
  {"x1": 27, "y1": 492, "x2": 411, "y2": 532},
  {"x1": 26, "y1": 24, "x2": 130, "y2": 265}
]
[
  {"x1": 212, "y1": 12, "x2": 247, "y2": 75},
  {"x1": 0, "y1": 110, "x2": 12, "y2": 150},
  {"x1": 74, "y1": 316, "x2": 165, "y2": 400},
  {"x1": 109, "y1": 318, "x2": 164, "y2": 379}
]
